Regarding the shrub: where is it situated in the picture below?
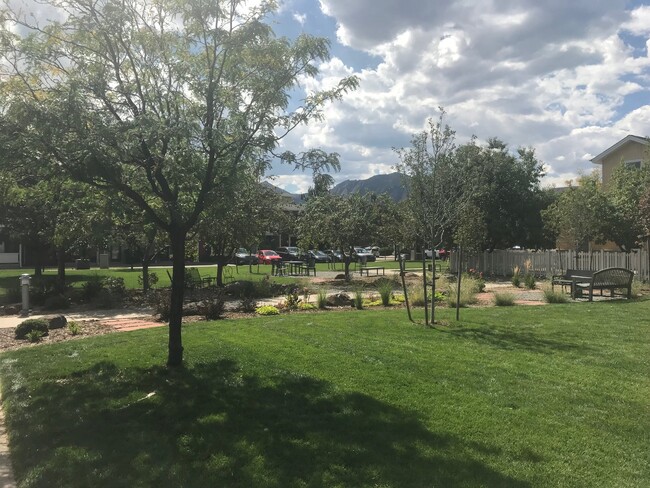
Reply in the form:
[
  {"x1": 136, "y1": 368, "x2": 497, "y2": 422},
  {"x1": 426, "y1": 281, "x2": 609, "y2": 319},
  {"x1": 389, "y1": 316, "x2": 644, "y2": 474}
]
[
  {"x1": 81, "y1": 274, "x2": 104, "y2": 302},
  {"x1": 524, "y1": 273, "x2": 536, "y2": 290},
  {"x1": 26, "y1": 330, "x2": 45, "y2": 343},
  {"x1": 15, "y1": 318, "x2": 49, "y2": 340},
  {"x1": 284, "y1": 287, "x2": 301, "y2": 311},
  {"x1": 201, "y1": 293, "x2": 226, "y2": 320},
  {"x1": 256, "y1": 305, "x2": 279, "y2": 316},
  {"x1": 149, "y1": 290, "x2": 172, "y2": 321},
  {"x1": 446, "y1": 278, "x2": 478, "y2": 308},
  {"x1": 43, "y1": 293, "x2": 70, "y2": 310},
  {"x1": 353, "y1": 288, "x2": 364, "y2": 310},
  {"x1": 137, "y1": 271, "x2": 159, "y2": 288},
  {"x1": 493, "y1": 292, "x2": 516, "y2": 306},
  {"x1": 407, "y1": 284, "x2": 444, "y2": 306},
  {"x1": 103, "y1": 277, "x2": 126, "y2": 296},
  {"x1": 543, "y1": 289, "x2": 569, "y2": 304},
  {"x1": 94, "y1": 289, "x2": 119, "y2": 309},
  {"x1": 253, "y1": 276, "x2": 273, "y2": 298},
  {"x1": 4, "y1": 286, "x2": 22, "y2": 304},
  {"x1": 377, "y1": 280, "x2": 394, "y2": 306},
  {"x1": 67, "y1": 321, "x2": 81, "y2": 336},
  {"x1": 467, "y1": 269, "x2": 485, "y2": 292},
  {"x1": 316, "y1": 288, "x2": 328, "y2": 309},
  {"x1": 239, "y1": 296, "x2": 258, "y2": 313},
  {"x1": 298, "y1": 302, "x2": 317, "y2": 311},
  {"x1": 512, "y1": 265, "x2": 521, "y2": 288}
]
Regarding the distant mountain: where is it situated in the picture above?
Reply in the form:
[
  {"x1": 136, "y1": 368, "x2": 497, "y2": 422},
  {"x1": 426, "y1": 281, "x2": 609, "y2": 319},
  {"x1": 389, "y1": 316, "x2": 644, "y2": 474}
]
[
  {"x1": 262, "y1": 172, "x2": 408, "y2": 204},
  {"x1": 331, "y1": 172, "x2": 407, "y2": 201}
]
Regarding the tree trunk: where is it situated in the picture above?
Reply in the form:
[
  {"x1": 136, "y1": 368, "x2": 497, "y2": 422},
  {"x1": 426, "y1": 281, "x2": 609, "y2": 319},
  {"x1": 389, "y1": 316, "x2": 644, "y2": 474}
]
[
  {"x1": 216, "y1": 258, "x2": 226, "y2": 287},
  {"x1": 142, "y1": 259, "x2": 150, "y2": 292},
  {"x1": 344, "y1": 255, "x2": 352, "y2": 281},
  {"x1": 32, "y1": 243, "x2": 43, "y2": 278},
  {"x1": 430, "y1": 253, "x2": 437, "y2": 324},
  {"x1": 56, "y1": 245, "x2": 66, "y2": 291},
  {"x1": 168, "y1": 228, "x2": 186, "y2": 367},
  {"x1": 421, "y1": 247, "x2": 429, "y2": 327}
]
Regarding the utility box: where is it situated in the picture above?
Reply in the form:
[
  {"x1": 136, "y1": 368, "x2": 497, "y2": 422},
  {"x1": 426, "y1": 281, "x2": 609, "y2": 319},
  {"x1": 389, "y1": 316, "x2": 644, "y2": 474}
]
[{"x1": 99, "y1": 253, "x2": 110, "y2": 269}]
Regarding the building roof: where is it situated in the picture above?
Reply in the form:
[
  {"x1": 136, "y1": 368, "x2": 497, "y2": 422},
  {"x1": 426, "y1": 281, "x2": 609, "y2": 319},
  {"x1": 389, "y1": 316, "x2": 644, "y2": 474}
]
[{"x1": 591, "y1": 135, "x2": 649, "y2": 165}]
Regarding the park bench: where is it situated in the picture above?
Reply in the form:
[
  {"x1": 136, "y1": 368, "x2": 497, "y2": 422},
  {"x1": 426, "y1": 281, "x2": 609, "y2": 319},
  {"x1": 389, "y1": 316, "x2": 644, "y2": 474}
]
[
  {"x1": 359, "y1": 265, "x2": 385, "y2": 276},
  {"x1": 572, "y1": 267, "x2": 634, "y2": 301},
  {"x1": 551, "y1": 269, "x2": 593, "y2": 293},
  {"x1": 178, "y1": 268, "x2": 215, "y2": 288}
]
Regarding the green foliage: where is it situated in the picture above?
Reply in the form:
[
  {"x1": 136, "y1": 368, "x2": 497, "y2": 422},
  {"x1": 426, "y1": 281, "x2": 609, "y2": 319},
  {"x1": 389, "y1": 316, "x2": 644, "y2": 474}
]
[
  {"x1": 543, "y1": 289, "x2": 569, "y2": 304},
  {"x1": 407, "y1": 284, "x2": 445, "y2": 306},
  {"x1": 253, "y1": 277, "x2": 274, "y2": 299},
  {"x1": 524, "y1": 273, "x2": 536, "y2": 290},
  {"x1": 67, "y1": 322, "x2": 81, "y2": 336},
  {"x1": 43, "y1": 293, "x2": 70, "y2": 311},
  {"x1": 512, "y1": 266, "x2": 521, "y2": 288},
  {"x1": 15, "y1": 318, "x2": 49, "y2": 340},
  {"x1": 446, "y1": 278, "x2": 479, "y2": 308},
  {"x1": 353, "y1": 288, "x2": 364, "y2": 310},
  {"x1": 542, "y1": 172, "x2": 611, "y2": 251},
  {"x1": 200, "y1": 294, "x2": 226, "y2": 321},
  {"x1": 493, "y1": 293, "x2": 516, "y2": 306},
  {"x1": 316, "y1": 288, "x2": 328, "y2": 309},
  {"x1": 239, "y1": 296, "x2": 258, "y2": 313},
  {"x1": 4, "y1": 286, "x2": 22, "y2": 304},
  {"x1": 606, "y1": 164, "x2": 650, "y2": 251},
  {"x1": 149, "y1": 291, "x2": 172, "y2": 321},
  {"x1": 81, "y1": 274, "x2": 105, "y2": 302},
  {"x1": 284, "y1": 287, "x2": 302, "y2": 311},
  {"x1": 25, "y1": 330, "x2": 45, "y2": 343},
  {"x1": 255, "y1": 305, "x2": 279, "y2": 316},
  {"x1": 377, "y1": 281, "x2": 394, "y2": 306},
  {"x1": 298, "y1": 303, "x2": 317, "y2": 311},
  {"x1": 137, "y1": 272, "x2": 159, "y2": 288}
]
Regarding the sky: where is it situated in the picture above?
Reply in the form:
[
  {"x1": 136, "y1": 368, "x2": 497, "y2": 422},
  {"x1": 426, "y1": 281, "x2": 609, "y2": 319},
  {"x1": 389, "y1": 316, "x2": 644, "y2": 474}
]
[
  {"x1": 265, "y1": 0, "x2": 650, "y2": 193},
  {"x1": 5, "y1": 0, "x2": 650, "y2": 193}
]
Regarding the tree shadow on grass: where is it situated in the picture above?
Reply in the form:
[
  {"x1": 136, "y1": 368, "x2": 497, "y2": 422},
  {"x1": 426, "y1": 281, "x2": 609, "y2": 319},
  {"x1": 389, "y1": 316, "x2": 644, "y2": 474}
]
[
  {"x1": 6, "y1": 360, "x2": 531, "y2": 488},
  {"x1": 440, "y1": 323, "x2": 594, "y2": 355}
]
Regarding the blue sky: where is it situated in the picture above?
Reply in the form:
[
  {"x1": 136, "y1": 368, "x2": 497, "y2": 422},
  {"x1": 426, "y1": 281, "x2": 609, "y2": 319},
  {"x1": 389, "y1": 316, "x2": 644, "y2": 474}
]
[{"x1": 262, "y1": 0, "x2": 650, "y2": 193}]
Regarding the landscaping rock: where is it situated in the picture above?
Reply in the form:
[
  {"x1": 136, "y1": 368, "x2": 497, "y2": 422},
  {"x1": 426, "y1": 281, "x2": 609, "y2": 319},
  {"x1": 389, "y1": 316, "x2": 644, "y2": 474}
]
[
  {"x1": 2, "y1": 304, "x2": 21, "y2": 315},
  {"x1": 334, "y1": 274, "x2": 347, "y2": 280},
  {"x1": 327, "y1": 292, "x2": 352, "y2": 307},
  {"x1": 47, "y1": 315, "x2": 67, "y2": 329}
]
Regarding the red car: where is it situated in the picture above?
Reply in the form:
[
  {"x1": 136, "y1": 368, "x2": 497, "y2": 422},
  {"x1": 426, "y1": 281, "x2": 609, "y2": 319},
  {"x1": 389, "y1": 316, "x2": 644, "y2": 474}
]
[{"x1": 257, "y1": 249, "x2": 282, "y2": 264}]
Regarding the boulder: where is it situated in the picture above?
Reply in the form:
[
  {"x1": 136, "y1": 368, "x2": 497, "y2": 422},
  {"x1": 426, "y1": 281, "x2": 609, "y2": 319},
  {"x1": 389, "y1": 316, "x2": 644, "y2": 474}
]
[
  {"x1": 326, "y1": 292, "x2": 352, "y2": 307},
  {"x1": 47, "y1": 315, "x2": 67, "y2": 329},
  {"x1": 2, "y1": 304, "x2": 21, "y2": 315}
]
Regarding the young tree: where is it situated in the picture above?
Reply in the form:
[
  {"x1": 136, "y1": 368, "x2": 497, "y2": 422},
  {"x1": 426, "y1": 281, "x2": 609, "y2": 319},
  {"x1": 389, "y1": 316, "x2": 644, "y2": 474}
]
[
  {"x1": 606, "y1": 164, "x2": 650, "y2": 251},
  {"x1": 2, "y1": 0, "x2": 357, "y2": 366},
  {"x1": 542, "y1": 173, "x2": 611, "y2": 264}
]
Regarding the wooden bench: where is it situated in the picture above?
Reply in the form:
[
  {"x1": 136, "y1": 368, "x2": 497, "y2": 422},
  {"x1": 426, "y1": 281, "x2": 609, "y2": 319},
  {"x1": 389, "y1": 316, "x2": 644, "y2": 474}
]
[
  {"x1": 573, "y1": 267, "x2": 634, "y2": 301},
  {"x1": 551, "y1": 269, "x2": 593, "y2": 293},
  {"x1": 359, "y1": 266, "x2": 385, "y2": 276},
  {"x1": 298, "y1": 260, "x2": 316, "y2": 276}
]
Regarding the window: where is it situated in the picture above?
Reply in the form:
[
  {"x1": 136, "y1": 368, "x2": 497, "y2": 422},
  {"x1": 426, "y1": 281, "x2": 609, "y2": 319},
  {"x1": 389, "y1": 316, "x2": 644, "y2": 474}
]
[{"x1": 624, "y1": 160, "x2": 642, "y2": 169}]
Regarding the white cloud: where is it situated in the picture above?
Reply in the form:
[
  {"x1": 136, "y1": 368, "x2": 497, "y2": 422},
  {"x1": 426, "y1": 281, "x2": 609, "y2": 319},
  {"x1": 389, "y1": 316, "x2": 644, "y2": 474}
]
[
  {"x1": 292, "y1": 12, "x2": 307, "y2": 25},
  {"x1": 264, "y1": 0, "x2": 650, "y2": 192}
]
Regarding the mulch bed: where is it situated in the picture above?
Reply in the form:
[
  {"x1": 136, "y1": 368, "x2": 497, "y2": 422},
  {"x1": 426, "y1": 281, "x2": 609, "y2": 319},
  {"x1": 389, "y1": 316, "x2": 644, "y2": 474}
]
[{"x1": 0, "y1": 321, "x2": 118, "y2": 353}]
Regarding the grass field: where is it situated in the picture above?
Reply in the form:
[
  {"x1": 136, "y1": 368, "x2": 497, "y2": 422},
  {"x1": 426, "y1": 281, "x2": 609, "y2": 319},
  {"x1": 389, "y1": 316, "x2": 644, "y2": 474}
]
[
  {"x1": 0, "y1": 300, "x2": 648, "y2": 487},
  {"x1": 0, "y1": 259, "x2": 447, "y2": 302}
]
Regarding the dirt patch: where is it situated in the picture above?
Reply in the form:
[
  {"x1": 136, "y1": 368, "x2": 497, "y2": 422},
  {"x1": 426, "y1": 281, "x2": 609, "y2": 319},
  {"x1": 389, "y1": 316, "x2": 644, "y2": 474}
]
[{"x1": 0, "y1": 321, "x2": 117, "y2": 352}]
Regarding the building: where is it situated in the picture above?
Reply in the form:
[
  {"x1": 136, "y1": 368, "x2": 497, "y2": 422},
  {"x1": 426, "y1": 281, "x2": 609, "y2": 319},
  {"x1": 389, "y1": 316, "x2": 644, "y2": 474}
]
[{"x1": 591, "y1": 134, "x2": 649, "y2": 187}]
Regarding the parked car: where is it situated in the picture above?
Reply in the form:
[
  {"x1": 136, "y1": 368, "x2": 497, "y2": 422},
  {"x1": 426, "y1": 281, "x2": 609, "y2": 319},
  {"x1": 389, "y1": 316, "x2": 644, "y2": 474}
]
[
  {"x1": 233, "y1": 247, "x2": 258, "y2": 265},
  {"x1": 276, "y1": 246, "x2": 302, "y2": 261},
  {"x1": 353, "y1": 247, "x2": 376, "y2": 263},
  {"x1": 306, "y1": 250, "x2": 331, "y2": 263},
  {"x1": 425, "y1": 248, "x2": 448, "y2": 260},
  {"x1": 370, "y1": 246, "x2": 381, "y2": 257},
  {"x1": 325, "y1": 249, "x2": 344, "y2": 262},
  {"x1": 257, "y1": 249, "x2": 282, "y2": 264}
]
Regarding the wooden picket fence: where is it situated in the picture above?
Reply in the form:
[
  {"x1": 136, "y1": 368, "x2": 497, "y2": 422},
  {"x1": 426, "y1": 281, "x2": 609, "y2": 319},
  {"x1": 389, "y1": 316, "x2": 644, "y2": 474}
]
[{"x1": 450, "y1": 249, "x2": 649, "y2": 281}]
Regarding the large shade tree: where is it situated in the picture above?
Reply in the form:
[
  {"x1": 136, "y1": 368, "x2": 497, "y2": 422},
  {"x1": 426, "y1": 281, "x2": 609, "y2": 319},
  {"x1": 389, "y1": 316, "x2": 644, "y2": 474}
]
[{"x1": 2, "y1": 0, "x2": 357, "y2": 366}]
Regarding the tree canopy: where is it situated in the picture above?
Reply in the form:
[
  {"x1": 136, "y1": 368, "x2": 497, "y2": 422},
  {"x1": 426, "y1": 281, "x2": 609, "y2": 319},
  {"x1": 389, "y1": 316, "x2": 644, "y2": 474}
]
[{"x1": 1, "y1": 0, "x2": 357, "y2": 366}]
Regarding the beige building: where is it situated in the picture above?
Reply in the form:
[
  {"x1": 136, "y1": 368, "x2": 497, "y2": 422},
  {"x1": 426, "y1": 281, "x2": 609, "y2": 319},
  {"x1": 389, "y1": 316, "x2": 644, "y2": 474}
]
[
  {"x1": 591, "y1": 134, "x2": 649, "y2": 187},
  {"x1": 589, "y1": 135, "x2": 649, "y2": 251}
]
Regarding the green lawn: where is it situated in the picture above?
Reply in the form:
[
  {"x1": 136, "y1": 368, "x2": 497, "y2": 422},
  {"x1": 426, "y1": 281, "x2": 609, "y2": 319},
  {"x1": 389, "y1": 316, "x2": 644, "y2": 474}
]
[
  {"x1": 0, "y1": 259, "x2": 444, "y2": 301},
  {"x1": 1, "y1": 301, "x2": 648, "y2": 487}
]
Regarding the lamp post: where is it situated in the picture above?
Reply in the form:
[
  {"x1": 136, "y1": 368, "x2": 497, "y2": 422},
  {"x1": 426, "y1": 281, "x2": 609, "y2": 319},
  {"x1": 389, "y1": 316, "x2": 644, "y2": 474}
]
[{"x1": 19, "y1": 273, "x2": 31, "y2": 316}]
